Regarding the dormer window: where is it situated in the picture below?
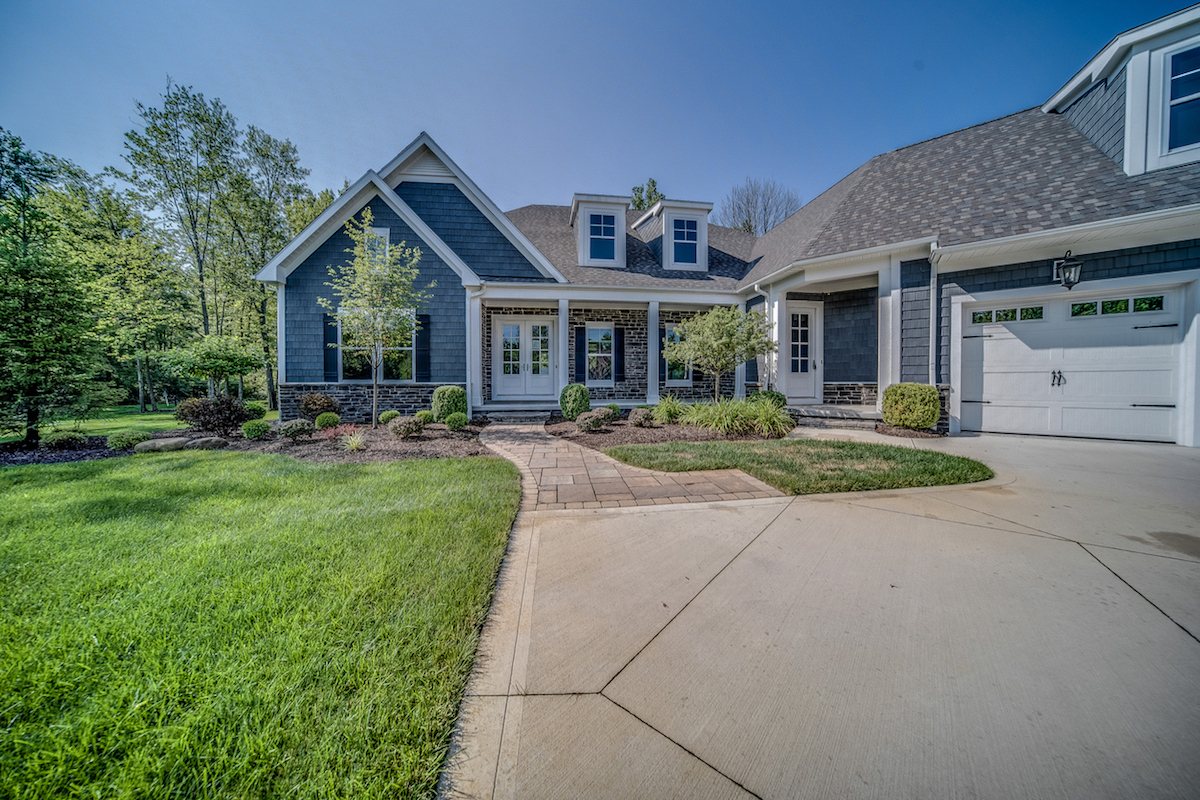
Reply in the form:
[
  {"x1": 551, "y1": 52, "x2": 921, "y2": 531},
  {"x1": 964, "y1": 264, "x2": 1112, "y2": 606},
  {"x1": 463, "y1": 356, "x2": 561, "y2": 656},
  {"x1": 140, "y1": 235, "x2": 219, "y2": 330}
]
[
  {"x1": 1168, "y1": 45, "x2": 1200, "y2": 150},
  {"x1": 673, "y1": 219, "x2": 698, "y2": 264},
  {"x1": 589, "y1": 214, "x2": 616, "y2": 260}
]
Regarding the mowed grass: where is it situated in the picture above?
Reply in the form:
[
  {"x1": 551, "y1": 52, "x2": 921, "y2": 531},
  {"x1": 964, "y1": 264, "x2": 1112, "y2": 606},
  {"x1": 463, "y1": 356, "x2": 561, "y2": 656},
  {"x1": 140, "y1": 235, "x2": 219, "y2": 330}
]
[
  {"x1": 1, "y1": 405, "x2": 280, "y2": 443},
  {"x1": 0, "y1": 452, "x2": 520, "y2": 799},
  {"x1": 606, "y1": 439, "x2": 992, "y2": 495}
]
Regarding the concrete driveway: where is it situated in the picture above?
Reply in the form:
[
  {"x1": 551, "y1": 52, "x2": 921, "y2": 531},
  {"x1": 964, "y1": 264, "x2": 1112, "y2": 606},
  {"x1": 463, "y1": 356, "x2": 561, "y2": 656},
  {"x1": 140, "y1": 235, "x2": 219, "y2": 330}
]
[{"x1": 441, "y1": 433, "x2": 1200, "y2": 799}]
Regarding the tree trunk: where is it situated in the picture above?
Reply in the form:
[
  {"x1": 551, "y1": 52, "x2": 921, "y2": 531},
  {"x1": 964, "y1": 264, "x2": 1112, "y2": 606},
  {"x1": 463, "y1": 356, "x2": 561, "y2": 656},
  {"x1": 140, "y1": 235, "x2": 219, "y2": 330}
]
[
  {"x1": 713, "y1": 370, "x2": 723, "y2": 402},
  {"x1": 237, "y1": 374, "x2": 243, "y2": 401},
  {"x1": 135, "y1": 353, "x2": 147, "y2": 413},
  {"x1": 264, "y1": 363, "x2": 276, "y2": 411},
  {"x1": 208, "y1": 377, "x2": 216, "y2": 398},
  {"x1": 258, "y1": 292, "x2": 277, "y2": 410},
  {"x1": 145, "y1": 353, "x2": 160, "y2": 412},
  {"x1": 23, "y1": 402, "x2": 39, "y2": 445},
  {"x1": 372, "y1": 372, "x2": 379, "y2": 428}
]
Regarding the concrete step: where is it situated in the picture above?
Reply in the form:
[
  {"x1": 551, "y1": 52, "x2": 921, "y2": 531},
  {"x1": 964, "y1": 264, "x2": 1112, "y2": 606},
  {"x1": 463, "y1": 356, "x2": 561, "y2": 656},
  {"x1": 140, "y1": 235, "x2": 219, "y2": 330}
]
[
  {"x1": 788, "y1": 404, "x2": 881, "y2": 431},
  {"x1": 487, "y1": 411, "x2": 552, "y2": 424}
]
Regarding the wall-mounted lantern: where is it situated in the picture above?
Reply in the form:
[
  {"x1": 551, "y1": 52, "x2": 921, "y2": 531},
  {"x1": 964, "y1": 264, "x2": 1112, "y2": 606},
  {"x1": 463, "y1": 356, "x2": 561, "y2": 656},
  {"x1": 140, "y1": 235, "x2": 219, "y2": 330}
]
[{"x1": 1053, "y1": 251, "x2": 1083, "y2": 290}]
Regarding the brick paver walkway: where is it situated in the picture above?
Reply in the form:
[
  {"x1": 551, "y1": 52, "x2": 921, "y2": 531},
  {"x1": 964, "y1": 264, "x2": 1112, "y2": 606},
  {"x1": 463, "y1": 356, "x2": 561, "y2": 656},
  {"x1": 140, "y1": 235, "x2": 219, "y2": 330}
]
[{"x1": 480, "y1": 422, "x2": 784, "y2": 511}]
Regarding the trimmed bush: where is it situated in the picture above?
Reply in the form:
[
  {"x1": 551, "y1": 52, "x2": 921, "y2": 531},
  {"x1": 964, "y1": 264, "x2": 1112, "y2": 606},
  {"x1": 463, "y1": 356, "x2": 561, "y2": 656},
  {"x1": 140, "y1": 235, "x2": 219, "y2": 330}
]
[
  {"x1": 444, "y1": 412, "x2": 469, "y2": 432},
  {"x1": 559, "y1": 383, "x2": 590, "y2": 421},
  {"x1": 415, "y1": 409, "x2": 435, "y2": 423},
  {"x1": 882, "y1": 382, "x2": 940, "y2": 429},
  {"x1": 750, "y1": 389, "x2": 787, "y2": 409},
  {"x1": 388, "y1": 416, "x2": 426, "y2": 438},
  {"x1": 378, "y1": 410, "x2": 401, "y2": 425},
  {"x1": 40, "y1": 430, "x2": 87, "y2": 450},
  {"x1": 575, "y1": 409, "x2": 608, "y2": 432},
  {"x1": 314, "y1": 412, "x2": 341, "y2": 430},
  {"x1": 629, "y1": 407, "x2": 653, "y2": 427},
  {"x1": 298, "y1": 393, "x2": 341, "y2": 420},
  {"x1": 432, "y1": 385, "x2": 468, "y2": 422},
  {"x1": 107, "y1": 431, "x2": 152, "y2": 450},
  {"x1": 606, "y1": 403, "x2": 620, "y2": 416},
  {"x1": 652, "y1": 394, "x2": 684, "y2": 424},
  {"x1": 243, "y1": 402, "x2": 268, "y2": 420},
  {"x1": 174, "y1": 396, "x2": 256, "y2": 436},
  {"x1": 241, "y1": 420, "x2": 271, "y2": 440},
  {"x1": 278, "y1": 419, "x2": 315, "y2": 441}
]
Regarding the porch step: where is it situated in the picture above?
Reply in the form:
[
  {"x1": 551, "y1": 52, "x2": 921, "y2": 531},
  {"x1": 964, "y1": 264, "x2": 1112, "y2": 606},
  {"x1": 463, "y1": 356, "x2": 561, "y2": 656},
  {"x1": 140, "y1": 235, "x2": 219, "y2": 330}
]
[
  {"x1": 788, "y1": 404, "x2": 881, "y2": 431},
  {"x1": 487, "y1": 411, "x2": 552, "y2": 424}
]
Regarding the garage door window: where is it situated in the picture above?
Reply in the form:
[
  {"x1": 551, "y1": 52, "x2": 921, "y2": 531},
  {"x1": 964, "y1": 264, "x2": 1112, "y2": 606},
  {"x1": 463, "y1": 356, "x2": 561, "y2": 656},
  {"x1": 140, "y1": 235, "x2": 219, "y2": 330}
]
[
  {"x1": 971, "y1": 305, "x2": 1043, "y2": 325},
  {"x1": 1071, "y1": 295, "x2": 1165, "y2": 318}
]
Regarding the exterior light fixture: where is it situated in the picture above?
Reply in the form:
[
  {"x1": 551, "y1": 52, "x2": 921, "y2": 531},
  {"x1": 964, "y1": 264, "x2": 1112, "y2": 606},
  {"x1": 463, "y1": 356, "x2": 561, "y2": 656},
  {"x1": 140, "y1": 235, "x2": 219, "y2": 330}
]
[{"x1": 1053, "y1": 250, "x2": 1083, "y2": 290}]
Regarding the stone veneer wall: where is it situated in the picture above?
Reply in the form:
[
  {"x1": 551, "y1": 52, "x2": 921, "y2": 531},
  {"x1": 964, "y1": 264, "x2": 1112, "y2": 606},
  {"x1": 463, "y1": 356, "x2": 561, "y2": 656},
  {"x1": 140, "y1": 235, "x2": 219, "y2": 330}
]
[
  {"x1": 658, "y1": 309, "x2": 735, "y2": 401},
  {"x1": 823, "y1": 382, "x2": 878, "y2": 405},
  {"x1": 279, "y1": 383, "x2": 448, "y2": 424},
  {"x1": 481, "y1": 306, "x2": 558, "y2": 402},
  {"x1": 567, "y1": 308, "x2": 649, "y2": 402}
]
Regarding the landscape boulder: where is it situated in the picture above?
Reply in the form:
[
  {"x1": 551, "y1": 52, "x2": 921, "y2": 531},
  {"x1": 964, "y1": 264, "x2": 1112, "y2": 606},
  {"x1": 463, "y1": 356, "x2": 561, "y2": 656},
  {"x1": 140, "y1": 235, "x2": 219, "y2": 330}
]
[
  {"x1": 133, "y1": 437, "x2": 192, "y2": 454},
  {"x1": 184, "y1": 437, "x2": 230, "y2": 450}
]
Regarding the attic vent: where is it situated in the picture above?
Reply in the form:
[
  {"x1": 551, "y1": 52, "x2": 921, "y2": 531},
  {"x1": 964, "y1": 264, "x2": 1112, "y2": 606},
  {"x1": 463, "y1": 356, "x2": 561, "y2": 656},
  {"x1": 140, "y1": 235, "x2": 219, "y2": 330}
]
[{"x1": 405, "y1": 148, "x2": 454, "y2": 178}]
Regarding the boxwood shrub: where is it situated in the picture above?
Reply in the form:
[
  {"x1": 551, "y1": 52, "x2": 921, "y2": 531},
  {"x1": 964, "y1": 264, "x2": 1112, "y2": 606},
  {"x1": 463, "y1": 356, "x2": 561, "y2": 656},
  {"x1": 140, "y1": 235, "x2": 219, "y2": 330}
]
[
  {"x1": 241, "y1": 419, "x2": 272, "y2": 440},
  {"x1": 378, "y1": 410, "x2": 401, "y2": 425},
  {"x1": 388, "y1": 416, "x2": 426, "y2": 438},
  {"x1": 559, "y1": 383, "x2": 590, "y2": 421},
  {"x1": 432, "y1": 385, "x2": 467, "y2": 422},
  {"x1": 243, "y1": 401, "x2": 267, "y2": 420},
  {"x1": 106, "y1": 431, "x2": 152, "y2": 450},
  {"x1": 415, "y1": 409, "x2": 435, "y2": 423},
  {"x1": 444, "y1": 412, "x2": 469, "y2": 431},
  {"x1": 314, "y1": 412, "x2": 341, "y2": 430},
  {"x1": 882, "y1": 382, "x2": 940, "y2": 429},
  {"x1": 575, "y1": 409, "x2": 608, "y2": 432},
  {"x1": 40, "y1": 430, "x2": 88, "y2": 450}
]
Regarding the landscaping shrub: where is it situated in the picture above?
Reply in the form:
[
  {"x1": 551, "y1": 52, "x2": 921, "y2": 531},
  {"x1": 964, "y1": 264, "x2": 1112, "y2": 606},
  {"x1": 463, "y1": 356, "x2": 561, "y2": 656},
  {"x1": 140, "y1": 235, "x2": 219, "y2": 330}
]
[
  {"x1": 559, "y1": 383, "x2": 590, "y2": 421},
  {"x1": 174, "y1": 396, "x2": 256, "y2": 436},
  {"x1": 278, "y1": 418, "x2": 315, "y2": 441},
  {"x1": 606, "y1": 403, "x2": 621, "y2": 416},
  {"x1": 432, "y1": 385, "x2": 467, "y2": 422},
  {"x1": 415, "y1": 409, "x2": 435, "y2": 423},
  {"x1": 379, "y1": 410, "x2": 401, "y2": 425},
  {"x1": 681, "y1": 399, "x2": 754, "y2": 434},
  {"x1": 243, "y1": 401, "x2": 268, "y2": 420},
  {"x1": 106, "y1": 431, "x2": 152, "y2": 450},
  {"x1": 388, "y1": 416, "x2": 426, "y2": 438},
  {"x1": 750, "y1": 389, "x2": 787, "y2": 409},
  {"x1": 629, "y1": 407, "x2": 653, "y2": 427},
  {"x1": 241, "y1": 420, "x2": 271, "y2": 441},
  {"x1": 748, "y1": 401, "x2": 794, "y2": 438},
  {"x1": 321, "y1": 423, "x2": 359, "y2": 442},
  {"x1": 314, "y1": 412, "x2": 341, "y2": 430},
  {"x1": 575, "y1": 409, "x2": 608, "y2": 432},
  {"x1": 40, "y1": 430, "x2": 87, "y2": 450},
  {"x1": 299, "y1": 393, "x2": 341, "y2": 420},
  {"x1": 341, "y1": 430, "x2": 367, "y2": 451},
  {"x1": 882, "y1": 382, "x2": 940, "y2": 429},
  {"x1": 444, "y1": 412, "x2": 469, "y2": 432},
  {"x1": 652, "y1": 394, "x2": 684, "y2": 424}
]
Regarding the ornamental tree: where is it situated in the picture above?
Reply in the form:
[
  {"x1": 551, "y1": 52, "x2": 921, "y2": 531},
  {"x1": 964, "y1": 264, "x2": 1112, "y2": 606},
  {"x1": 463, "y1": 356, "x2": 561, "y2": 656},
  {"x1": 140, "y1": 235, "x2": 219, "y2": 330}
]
[
  {"x1": 165, "y1": 336, "x2": 260, "y2": 396},
  {"x1": 663, "y1": 306, "x2": 776, "y2": 401},
  {"x1": 318, "y1": 206, "x2": 432, "y2": 427}
]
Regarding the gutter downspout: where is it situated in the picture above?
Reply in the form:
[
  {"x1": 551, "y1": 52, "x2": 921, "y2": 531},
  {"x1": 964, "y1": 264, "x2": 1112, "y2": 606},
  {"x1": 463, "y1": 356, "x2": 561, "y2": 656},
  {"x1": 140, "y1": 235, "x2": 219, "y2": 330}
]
[{"x1": 753, "y1": 283, "x2": 774, "y2": 391}]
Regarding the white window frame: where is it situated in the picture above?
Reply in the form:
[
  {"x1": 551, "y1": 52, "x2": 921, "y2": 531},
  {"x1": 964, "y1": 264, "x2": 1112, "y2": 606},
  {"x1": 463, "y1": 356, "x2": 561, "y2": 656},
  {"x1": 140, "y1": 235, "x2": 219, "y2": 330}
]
[
  {"x1": 1146, "y1": 31, "x2": 1200, "y2": 172},
  {"x1": 588, "y1": 213, "x2": 617, "y2": 262},
  {"x1": 338, "y1": 310, "x2": 417, "y2": 384},
  {"x1": 576, "y1": 203, "x2": 626, "y2": 268},
  {"x1": 663, "y1": 323, "x2": 692, "y2": 387},
  {"x1": 585, "y1": 321, "x2": 615, "y2": 388},
  {"x1": 663, "y1": 211, "x2": 707, "y2": 271},
  {"x1": 369, "y1": 226, "x2": 390, "y2": 258}
]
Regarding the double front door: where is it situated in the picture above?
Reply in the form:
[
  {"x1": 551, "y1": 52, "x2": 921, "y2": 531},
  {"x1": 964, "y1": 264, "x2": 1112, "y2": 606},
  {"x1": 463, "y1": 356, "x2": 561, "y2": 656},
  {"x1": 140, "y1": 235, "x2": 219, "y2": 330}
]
[{"x1": 493, "y1": 316, "x2": 556, "y2": 399}]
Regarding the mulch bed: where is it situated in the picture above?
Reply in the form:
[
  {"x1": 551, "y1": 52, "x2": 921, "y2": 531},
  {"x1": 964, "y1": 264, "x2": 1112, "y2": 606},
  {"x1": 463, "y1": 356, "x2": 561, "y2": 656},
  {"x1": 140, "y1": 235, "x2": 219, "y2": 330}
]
[
  {"x1": 545, "y1": 415, "x2": 776, "y2": 451},
  {"x1": 875, "y1": 423, "x2": 946, "y2": 438},
  {"x1": 0, "y1": 436, "x2": 128, "y2": 468}
]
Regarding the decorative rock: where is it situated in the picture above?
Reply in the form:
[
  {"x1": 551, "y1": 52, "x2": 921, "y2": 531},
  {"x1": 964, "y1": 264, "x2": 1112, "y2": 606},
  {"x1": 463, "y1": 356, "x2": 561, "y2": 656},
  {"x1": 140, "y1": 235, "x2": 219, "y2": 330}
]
[
  {"x1": 133, "y1": 437, "x2": 192, "y2": 453},
  {"x1": 184, "y1": 437, "x2": 229, "y2": 450}
]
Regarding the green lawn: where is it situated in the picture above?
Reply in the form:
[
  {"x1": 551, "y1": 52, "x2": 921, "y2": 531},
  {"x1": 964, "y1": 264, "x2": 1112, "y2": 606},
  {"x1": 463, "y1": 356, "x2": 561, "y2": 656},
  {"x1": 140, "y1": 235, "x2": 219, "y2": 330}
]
[
  {"x1": 1, "y1": 404, "x2": 279, "y2": 443},
  {"x1": 606, "y1": 439, "x2": 993, "y2": 495},
  {"x1": 0, "y1": 452, "x2": 520, "y2": 799}
]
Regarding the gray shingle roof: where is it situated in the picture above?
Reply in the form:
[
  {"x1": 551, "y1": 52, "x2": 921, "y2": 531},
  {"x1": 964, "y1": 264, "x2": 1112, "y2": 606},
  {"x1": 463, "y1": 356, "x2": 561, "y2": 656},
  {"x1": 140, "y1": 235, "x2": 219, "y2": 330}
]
[
  {"x1": 741, "y1": 108, "x2": 1200, "y2": 287},
  {"x1": 504, "y1": 205, "x2": 755, "y2": 290}
]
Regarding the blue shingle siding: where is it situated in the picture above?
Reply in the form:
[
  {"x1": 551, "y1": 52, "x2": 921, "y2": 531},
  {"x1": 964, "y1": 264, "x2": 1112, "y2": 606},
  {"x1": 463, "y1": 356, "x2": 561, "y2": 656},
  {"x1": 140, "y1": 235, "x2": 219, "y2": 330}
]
[
  {"x1": 284, "y1": 196, "x2": 466, "y2": 384},
  {"x1": 744, "y1": 294, "x2": 766, "y2": 385},
  {"x1": 395, "y1": 182, "x2": 550, "y2": 282},
  {"x1": 788, "y1": 289, "x2": 878, "y2": 382},
  {"x1": 900, "y1": 259, "x2": 931, "y2": 383},
  {"x1": 1061, "y1": 68, "x2": 1126, "y2": 168},
  {"x1": 936, "y1": 238, "x2": 1199, "y2": 383}
]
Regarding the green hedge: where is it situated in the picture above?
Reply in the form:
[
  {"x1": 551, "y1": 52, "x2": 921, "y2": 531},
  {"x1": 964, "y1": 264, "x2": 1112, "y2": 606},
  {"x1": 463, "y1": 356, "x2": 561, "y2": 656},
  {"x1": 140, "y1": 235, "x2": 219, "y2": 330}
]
[{"x1": 881, "y1": 383, "x2": 940, "y2": 429}]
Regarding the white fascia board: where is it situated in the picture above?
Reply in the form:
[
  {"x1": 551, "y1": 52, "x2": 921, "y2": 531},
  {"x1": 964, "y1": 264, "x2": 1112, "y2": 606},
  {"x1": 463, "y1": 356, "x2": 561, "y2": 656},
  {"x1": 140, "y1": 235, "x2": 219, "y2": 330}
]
[
  {"x1": 931, "y1": 204, "x2": 1200, "y2": 272},
  {"x1": 476, "y1": 282, "x2": 739, "y2": 306},
  {"x1": 632, "y1": 198, "x2": 715, "y2": 229},
  {"x1": 380, "y1": 132, "x2": 567, "y2": 283},
  {"x1": 255, "y1": 171, "x2": 481, "y2": 286},
  {"x1": 570, "y1": 194, "x2": 631, "y2": 227},
  {"x1": 1043, "y1": 5, "x2": 1200, "y2": 112},
  {"x1": 739, "y1": 237, "x2": 938, "y2": 293}
]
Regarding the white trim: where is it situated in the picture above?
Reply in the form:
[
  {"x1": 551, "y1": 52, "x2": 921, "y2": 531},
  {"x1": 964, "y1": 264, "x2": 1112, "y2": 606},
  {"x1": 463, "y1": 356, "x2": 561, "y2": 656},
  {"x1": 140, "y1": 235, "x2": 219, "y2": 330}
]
[
  {"x1": 647, "y1": 301, "x2": 660, "y2": 404},
  {"x1": 570, "y1": 194, "x2": 632, "y2": 226},
  {"x1": 477, "y1": 283, "x2": 739, "y2": 305},
  {"x1": 275, "y1": 285, "x2": 286, "y2": 385},
  {"x1": 780, "y1": 300, "x2": 824, "y2": 404},
  {"x1": 947, "y1": 268, "x2": 1200, "y2": 445},
  {"x1": 1147, "y1": 33, "x2": 1200, "y2": 171},
  {"x1": 1126, "y1": 50, "x2": 1151, "y2": 175},
  {"x1": 574, "y1": 200, "x2": 628, "y2": 269},
  {"x1": 745, "y1": 237, "x2": 937, "y2": 290},
  {"x1": 664, "y1": 210, "x2": 708, "y2": 272},
  {"x1": 255, "y1": 171, "x2": 481, "y2": 287},
  {"x1": 631, "y1": 198, "x2": 714, "y2": 230},
  {"x1": 557, "y1": 298, "x2": 570, "y2": 398},
  {"x1": 490, "y1": 315, "x2": 558, "y2": 401},
  {"x1": 380, "y1": 133, "x2": 567, "y2": 283},
  {"x1": 467, "y1": 285, "x2": 485, "y2": 411},
  {"x1": 583, "y1": 321, "x2": 616, "y2": 388}
]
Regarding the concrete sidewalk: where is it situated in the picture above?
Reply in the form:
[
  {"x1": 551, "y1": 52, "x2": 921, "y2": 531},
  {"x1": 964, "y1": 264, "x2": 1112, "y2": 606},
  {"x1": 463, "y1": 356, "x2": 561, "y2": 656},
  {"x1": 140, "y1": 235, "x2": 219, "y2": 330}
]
[{"x1": 442, "y1": 433, "x2": 1200, "y2": 799}]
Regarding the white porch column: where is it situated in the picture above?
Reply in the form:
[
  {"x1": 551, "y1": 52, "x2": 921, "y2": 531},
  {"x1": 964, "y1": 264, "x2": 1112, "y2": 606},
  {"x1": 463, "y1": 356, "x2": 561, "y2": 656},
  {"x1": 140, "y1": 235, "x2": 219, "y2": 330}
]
[
  {"x1": 467, "y1": 289, "x2": 484, "y2": 410},
  {"x1": 732, "y1": 303, "x2": 746, "y2": 399},
  {"x1": 877, "y1": 258, "x2": 902, "y2": 410},
  {"x1": 558, "y1": 297, "x2": 570, "y2": 397},
  {"x1": 275, "y1": 285, "x2": 286, "y2": 386},
  {"x1": 647, "y1": 301, "x2": 660, "y2": 404},
  {"x1": 775, "y1": 291, "x2": 788, "y2": 399}
]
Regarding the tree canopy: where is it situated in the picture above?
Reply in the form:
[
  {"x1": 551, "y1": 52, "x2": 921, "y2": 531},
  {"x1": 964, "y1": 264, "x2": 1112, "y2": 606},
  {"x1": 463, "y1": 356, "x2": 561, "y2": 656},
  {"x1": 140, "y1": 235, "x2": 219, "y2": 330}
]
[
  {"x1": 663, "y1": 307, "x2": 776, "y2": 401},
  {"x1": 713, "y1": 177, "x2": 801, "y2": 236},
  {"x1": 631, "y1": 178, "x2": 664, "y2": 211}
]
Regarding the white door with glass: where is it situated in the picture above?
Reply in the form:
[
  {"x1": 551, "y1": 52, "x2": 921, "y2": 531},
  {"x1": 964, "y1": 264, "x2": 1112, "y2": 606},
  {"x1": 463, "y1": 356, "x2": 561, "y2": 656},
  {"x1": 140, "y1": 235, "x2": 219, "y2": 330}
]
[
  {"x1": 960, "y1": 290, "x2": 1180, "y2": 441},
  {"x1": 493, "y1": 316, "x2": 556, "y2": 399},
  {"x1": 784, "y1": 302, "x2": 822, "y2": 404}
]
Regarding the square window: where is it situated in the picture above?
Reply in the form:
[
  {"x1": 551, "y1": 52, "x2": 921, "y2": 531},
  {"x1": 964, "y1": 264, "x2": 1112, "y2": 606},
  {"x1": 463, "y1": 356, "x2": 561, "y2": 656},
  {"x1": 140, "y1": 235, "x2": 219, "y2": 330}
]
[
  {"x1": 1133, "y1": 296, "x2": 1164, "y2": 312},
  {"x1": 994, "y1": 309, "x2": 1017, "y2": 323},
  {"x1": 972, "y1": 310, "x2": 992, "y2": 324},
  {"x1": 1020, "y1": 306, "x2": 1043, "y2": 321},
  {"x1": 1101, "y1": 299, "x2": 1129, "y2": 314},
  {"x1": 1071, "y1": 302, "x2": 1097, "y2": 317}
]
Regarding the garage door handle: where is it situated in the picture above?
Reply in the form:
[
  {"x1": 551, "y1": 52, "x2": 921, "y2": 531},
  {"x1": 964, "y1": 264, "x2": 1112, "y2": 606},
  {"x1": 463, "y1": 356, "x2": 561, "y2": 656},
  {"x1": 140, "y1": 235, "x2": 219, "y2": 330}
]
[
  {"x1": 1132, "y1": 323, "x2": 1178, "y2": 329},
  {"x1": 1131, "y1": 404, "x2": 1175, "y2": 408},
  {"x1": 1050, "y1": 370, "x2": 1064, "y2": 387}
]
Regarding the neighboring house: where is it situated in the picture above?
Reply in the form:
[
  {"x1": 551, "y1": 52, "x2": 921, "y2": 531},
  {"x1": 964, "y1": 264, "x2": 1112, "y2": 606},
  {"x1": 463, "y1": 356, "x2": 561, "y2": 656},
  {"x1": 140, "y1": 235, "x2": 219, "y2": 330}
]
[{"x1": 257, "y1": 7, "x2": 1200, "y2": 446}]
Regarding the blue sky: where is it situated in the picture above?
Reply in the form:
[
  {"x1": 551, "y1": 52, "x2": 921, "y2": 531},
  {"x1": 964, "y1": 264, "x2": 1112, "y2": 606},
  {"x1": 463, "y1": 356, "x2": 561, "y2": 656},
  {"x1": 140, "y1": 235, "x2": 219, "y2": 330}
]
[{"x1": 0, "y1": 0, "x2": 1186, "y2": 213}]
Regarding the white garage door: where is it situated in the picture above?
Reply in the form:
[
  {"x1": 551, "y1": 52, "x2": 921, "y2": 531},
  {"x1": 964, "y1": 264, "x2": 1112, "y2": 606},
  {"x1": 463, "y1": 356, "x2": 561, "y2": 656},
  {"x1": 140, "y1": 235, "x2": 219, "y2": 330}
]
[{"x1": 961, "y1": 289, "x2": 1180, "y2": 442}]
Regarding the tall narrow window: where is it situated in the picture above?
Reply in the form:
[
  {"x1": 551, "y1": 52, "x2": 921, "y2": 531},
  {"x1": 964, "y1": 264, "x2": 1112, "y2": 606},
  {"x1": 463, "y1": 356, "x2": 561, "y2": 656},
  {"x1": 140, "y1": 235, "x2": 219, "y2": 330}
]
[
  {"x1": 589, "y1": 214, "x2": 616, "y2": 260},
  {"x1": 664, "y1": 324, "x2": 691, "y2": 386},
  {"x1": 1169, "y1": 45, "x2": 1200, "y2": 150},
  {"x1": 587, "y1": 324, "x2": 613, "y2": 383},
  {"x1": 673, "y1": 218, "x2": 698, "y2": 264}
]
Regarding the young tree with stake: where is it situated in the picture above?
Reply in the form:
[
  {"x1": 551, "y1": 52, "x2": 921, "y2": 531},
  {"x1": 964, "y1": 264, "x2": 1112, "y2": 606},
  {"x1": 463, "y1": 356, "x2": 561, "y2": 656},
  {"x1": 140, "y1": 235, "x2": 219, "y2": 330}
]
[{"x1": 663, "y1": 306, "x2": 776, "y2": 401}]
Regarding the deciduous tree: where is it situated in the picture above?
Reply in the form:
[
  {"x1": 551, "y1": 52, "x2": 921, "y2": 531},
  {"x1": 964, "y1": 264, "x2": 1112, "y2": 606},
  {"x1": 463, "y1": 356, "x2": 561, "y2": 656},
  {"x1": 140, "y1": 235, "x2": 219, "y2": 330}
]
[
  {"x1": 631, "y1": 178, "x2": 664, "y2": 211},
  {"x1": 663, "y1": 307, "x2": 776, "y2": 401},
  {"x1": 713, "y1": 177, "x2": 801, "y2": 236}
]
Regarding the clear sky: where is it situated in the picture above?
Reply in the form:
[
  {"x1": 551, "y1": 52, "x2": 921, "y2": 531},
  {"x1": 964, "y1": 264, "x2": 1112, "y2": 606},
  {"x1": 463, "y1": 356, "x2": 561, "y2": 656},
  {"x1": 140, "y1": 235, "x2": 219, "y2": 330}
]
[{"x1": 0, "y1": 0, "x2": 1187, "y2": 213}]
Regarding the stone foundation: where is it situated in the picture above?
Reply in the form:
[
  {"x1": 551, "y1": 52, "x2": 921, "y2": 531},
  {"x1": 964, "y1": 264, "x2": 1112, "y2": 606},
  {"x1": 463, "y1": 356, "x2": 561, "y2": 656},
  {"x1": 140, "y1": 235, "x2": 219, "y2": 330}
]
[
  {"x1": 823, "y1": 382, "x2": 878, "y2": 405},
  {"x1": 279, "y1": 383, "x2": 451, "y2": 424}
]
